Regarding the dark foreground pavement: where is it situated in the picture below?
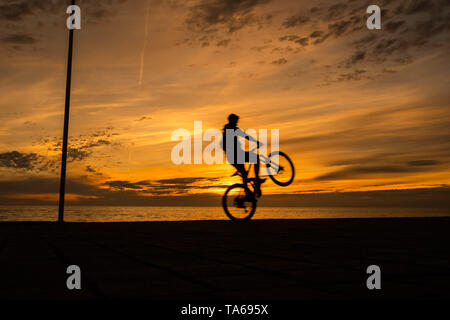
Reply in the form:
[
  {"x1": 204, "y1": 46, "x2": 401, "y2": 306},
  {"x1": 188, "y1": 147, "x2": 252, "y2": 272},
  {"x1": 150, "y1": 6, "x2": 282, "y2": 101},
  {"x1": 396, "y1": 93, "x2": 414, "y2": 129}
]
[{"x1": 0, "y1": 218, "x2": 449, "y2": 300}]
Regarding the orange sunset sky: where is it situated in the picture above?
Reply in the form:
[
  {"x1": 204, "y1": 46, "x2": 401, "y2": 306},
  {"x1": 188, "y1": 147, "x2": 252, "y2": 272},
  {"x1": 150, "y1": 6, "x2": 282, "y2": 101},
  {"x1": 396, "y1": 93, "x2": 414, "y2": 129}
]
[{"x1": 0, "y1": 0, "x2": 449, "y2": 205}]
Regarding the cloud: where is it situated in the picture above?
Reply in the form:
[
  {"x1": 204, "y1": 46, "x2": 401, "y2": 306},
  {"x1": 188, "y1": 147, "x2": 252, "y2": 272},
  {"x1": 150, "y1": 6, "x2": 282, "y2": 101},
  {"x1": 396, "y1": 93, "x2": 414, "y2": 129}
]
[
  {"x1": 295, "y1": 37, "x2": 308, "y2": 46},
  {"x1": 327, "y1": 20, "x2": 352, "y2": 37},
  {"x1": 85, "y1": 165, "x2": 96, "y2": 173},
  {"x1": 67, "y1": 148, "x2": 91, "y2": 162},
  {"x1": 42, "y1": 127, "x2": 119, "y2": 163},
  {"x1": 156, "y1": 177, "x2": 218, "y2": 184},
  {"x1": 185, "y1": 0, "x2": 270, "y2": 33},
  {"x1": 217, "y1": 39, "x2": 231, "y2": 47},
  {"x1": 1, "y1": 176, "x2": 449, "y2": 207},
  {"x1": 336, "y1": 69, "x2": 368, "y2": 81},
  {"x1": 314, "y1": 164, "x2": 429, "y2": 181},
  {"x1": 326, "y1": 3, "x2": 347, "y2": 21},
  {"x1": 0, "y1": 1, "x2": 42, "y2": 21},
  {"x1": 385, "y1": 20, "x2": 406, "y2": 33},
  {"x1": 279, "y1": 35, "x2": 299, "y2": 41},
  {"x1": 272, "y1": 58, "x2": 287, "y2": 65},
  {"x1": 1, "y1": 130, "x2": 120, "y2": 174},
  {"x1": 402, "y1": 0, "x2": 431, "y2": 15},
  {"x1": 0, "y1": 0, "x2": 129, "y2": 35},
  {"x1": 373, "y1": 38, "x2": 410, "y2": 56},
  {"x1": 407, "y1": 160, "x2": 440, "y2": 166},
  {"x1": 279, "y1": 34, "x2": 308, "y2": 46},
  {"x1": 309, "y1": 30, "x2": 324, "y2": 38},
  {"x1": 101, "y1": 176, "x2": 225, "y2": 195},
  {"x1": 0, "y1": 177, "x2": 61, "y2": 195},
  {"x1": 282, "y1": 13, "x2": 309, "y2": 28},
  {"x1": 353, "y1": 34, "x2": 377, "y2": 48},
  {"x1": 345, "y1": 51, "x2": 366, "y2": 68},
  {"x1": 0, "y1": 151, "x2": 41, "y2": 170},
  {"x1": 66, "y1": 138, "x2": 112, "y2": 162},
  {"x1": 1, "y1": 33, "x2": 35, "y2": 44},
  {"x1": 104, "y1": 180, "x2": 152, "y2": 190},
  {"x1": 275, "y1": 0, "x2": 449, "y2": 85},
  {"x1": 135, "y1": 116, "x2": 152, "y2": 121}
]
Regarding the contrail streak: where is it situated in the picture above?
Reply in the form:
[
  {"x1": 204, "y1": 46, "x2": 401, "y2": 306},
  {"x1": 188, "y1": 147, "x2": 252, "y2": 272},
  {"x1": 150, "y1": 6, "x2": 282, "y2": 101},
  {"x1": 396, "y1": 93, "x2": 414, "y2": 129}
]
[{"x1": 138, "y1": 0, "x2": 151, "y2": 88}]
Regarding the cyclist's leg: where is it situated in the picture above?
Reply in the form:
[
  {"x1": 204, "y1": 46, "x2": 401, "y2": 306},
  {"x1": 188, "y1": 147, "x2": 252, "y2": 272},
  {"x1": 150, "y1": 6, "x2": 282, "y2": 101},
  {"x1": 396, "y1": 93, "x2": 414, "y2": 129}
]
[
  {"x1": 246, "y1": 151, "x2": 265, "y2": 197},
  {"x1": 254, "y1": 155, "x2": 260, "y2": 179},
  {"x1": 232, "y1": 163, "x2": 252, "y2": 199},
  {"x1": 244, "y1": 151, "x2": 263, "y2": 180}
]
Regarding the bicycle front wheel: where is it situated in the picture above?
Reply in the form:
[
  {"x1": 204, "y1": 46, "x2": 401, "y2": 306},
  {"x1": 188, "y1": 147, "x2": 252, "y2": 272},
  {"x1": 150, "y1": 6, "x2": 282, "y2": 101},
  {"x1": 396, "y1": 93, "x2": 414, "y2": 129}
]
[
  {"x1": 266, "y1": 151, "x2": 295, "y2": 186},
  {"x1": 222, "y1": 184, "x2": 257, "y2": 221}
]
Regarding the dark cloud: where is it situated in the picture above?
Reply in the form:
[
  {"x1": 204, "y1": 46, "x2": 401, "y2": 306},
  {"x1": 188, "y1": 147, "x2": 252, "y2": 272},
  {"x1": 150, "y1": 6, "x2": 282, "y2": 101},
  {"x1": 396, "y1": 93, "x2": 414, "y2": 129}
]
[
  {"x1": 0, "y1": 0, "x2": 92, "y2": 22},
  {"x1": 67, "y1": 148, "x2": 90, "y2": 162},
  {"x1": 86, "y1": 139, "x2": 111, "y2": 148},
  {"x1": 415, "y1": 16, "x2": 449, "y2": 39},
  {"x1": 101, "y1": 176, "x2": 225, "y2": 195},
  {"x1": 326, "y1": 3, "x2": 347, "y2": 21},
  {"x1": 0, "y1": 177, "x2": 60, "y2": 195},
  {"x1": 407, "y1": 160, "x2": 440, "y2": 166},
  {"x1": 312, "y1": 34, "x2": 329, "y2": 45},
  {"x1": 337, "y1": 69, "x2": 368, "y2": 81},
  {"x1": 0, "y1": 150, "x2": 57, "y2": 173},
  {"x1": 403, "y1": 0, "x2": 431, "y2": 15},
  {"x1": 275, "y1": 0, "x2": 448, "y2": 85},
  {"x1": 346, "y1": 51, "x2": 365, "y2": 67},
  {"x1": 279, "y1": 34, "x2": 308, "y2": 46},
  {"x1": 104, "y1": 180, "x2": 152, "y2": 190},
  {"x1": 41, "y1": 127, "x2": 119, "y2": 163},
  {"x1": 85, "y1": 165, "x2": 96, "y2": 173},
  {"x1": 282, "y1": 13, "x2": 309, "y2": 28},
  {"x1": 0, "y1": 0, "x2": 129, "y2": 35},
  {"x1": 279, "y1": 35, "x2": 300, "y2": 41},
  {"x1": 295, "y1": 37, "x2": 308, "y2": 46},
  {"x1": 250, "y1": 44, "x2": 271, "y2": 52},
  {"x1": 1, "y1": 33, "x2": 35, "y2": 44},
  {"x1": 156, "y1": 177, "x2": 219, "y2": 184},
  {"x1": 186, "y1": 0, "x2": 270, "y2": 33},
  {"x1": 272, "y1": 58, "x2": 287, "y2": 65},
  {"x1": 2, "y1": 177, "x2": 449, "y2": 208},
  {"x1": 136, "y1": 116, "x2": 152, "y2": 121},
  {"x1": 373, "y1": 38, "x2": 410, "y2": 56},
  {"x1": 65, "y1": 137, "x2": 112, "y2": 161},
  {"x1": 385, "y1": 20, "x2": 406, "y2": 33},
  {"x1": 327, "y1": 20, "x2": 352, "y2": 37},
  {"x1": 0, "y1": 0, "x2": 47, "y2": 21},
  {"x1": 309, "y1": 30, "x2": 324, "y2": 38},
  {"x1": 0, "y1": 151, "x2": 40, "y2": 170},
  {"x1": 315, "y1": 165, "x2": 423, "y2": 181},
  {"x1": 353, "y1": 34, "x2": 377, "y2": 48},
  {"x1": 217, "y1": 38, "x2": 231, "y2": 47}
]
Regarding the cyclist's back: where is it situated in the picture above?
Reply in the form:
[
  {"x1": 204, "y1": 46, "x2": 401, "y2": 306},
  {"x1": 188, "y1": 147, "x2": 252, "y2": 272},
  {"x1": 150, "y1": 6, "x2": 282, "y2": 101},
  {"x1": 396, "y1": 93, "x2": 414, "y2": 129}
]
[{"x1": 220, "y1": 113, "x2": 265, "y2": 197}]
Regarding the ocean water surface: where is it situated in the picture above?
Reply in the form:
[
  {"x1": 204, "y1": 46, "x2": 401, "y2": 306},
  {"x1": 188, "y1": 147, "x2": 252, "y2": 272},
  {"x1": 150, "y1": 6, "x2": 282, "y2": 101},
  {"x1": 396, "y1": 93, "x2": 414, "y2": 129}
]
[{"x1": 0, "y1": 206, "x2": 449, "y2": 222}]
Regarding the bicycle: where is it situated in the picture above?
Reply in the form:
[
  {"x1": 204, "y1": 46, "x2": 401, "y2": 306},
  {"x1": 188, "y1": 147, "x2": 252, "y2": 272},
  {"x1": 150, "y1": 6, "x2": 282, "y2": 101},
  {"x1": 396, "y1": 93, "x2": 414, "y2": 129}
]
[{"x1": 222, "y1": 148, "x2": 295, "y2": 221}]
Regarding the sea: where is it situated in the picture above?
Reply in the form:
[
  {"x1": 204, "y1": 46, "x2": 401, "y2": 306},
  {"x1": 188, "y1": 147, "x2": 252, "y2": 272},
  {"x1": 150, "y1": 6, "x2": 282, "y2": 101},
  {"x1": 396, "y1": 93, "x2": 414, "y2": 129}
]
[{"x1": 0, "y1": 206, "x2": 449, "y2": 222}]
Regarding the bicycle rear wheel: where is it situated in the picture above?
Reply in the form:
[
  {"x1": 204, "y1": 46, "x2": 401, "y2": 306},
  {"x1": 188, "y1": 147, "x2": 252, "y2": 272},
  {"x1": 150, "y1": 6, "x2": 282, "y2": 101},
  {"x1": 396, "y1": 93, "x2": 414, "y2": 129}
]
[
  {"x1": 266, "y1": 151, "x2": 295, "y2": 186},
  {"x1": 222, "y1": 184, "x2": 257, "y2": 221}
]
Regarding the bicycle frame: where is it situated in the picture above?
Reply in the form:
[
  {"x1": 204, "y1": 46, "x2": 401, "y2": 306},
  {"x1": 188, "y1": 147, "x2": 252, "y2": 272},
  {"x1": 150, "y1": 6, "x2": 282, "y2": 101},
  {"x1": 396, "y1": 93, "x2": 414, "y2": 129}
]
[{"x1": 235, "y1": 147, "x2": 281, "y2": 182}]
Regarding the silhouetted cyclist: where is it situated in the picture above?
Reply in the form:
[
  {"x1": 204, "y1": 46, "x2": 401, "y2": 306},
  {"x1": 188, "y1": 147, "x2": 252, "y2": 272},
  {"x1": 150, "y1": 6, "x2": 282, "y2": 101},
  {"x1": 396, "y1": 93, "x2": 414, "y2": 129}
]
[{"x1": 220, "y1": 113, "x2": 266, "y2": 200}]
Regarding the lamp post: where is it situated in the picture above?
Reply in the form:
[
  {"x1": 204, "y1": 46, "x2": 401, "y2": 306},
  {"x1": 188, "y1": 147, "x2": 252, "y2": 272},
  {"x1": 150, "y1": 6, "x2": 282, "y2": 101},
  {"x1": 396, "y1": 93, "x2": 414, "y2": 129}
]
[{"x1": 58, "y1": 0, "x2": 76, "y2": 223}]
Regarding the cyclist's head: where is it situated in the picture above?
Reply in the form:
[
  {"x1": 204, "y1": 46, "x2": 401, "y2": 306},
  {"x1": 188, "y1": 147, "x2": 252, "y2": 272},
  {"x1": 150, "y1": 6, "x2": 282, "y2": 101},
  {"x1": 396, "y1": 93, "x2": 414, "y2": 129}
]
[{"x1": 227, "y1": 113, "x2": 239, "y2": 126}]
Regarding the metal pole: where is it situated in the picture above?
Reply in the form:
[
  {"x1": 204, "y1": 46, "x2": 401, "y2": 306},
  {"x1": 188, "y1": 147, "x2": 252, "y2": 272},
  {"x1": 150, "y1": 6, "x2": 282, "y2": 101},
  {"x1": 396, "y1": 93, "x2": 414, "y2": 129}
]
[{"x1": 58, "y1": 0, "x2": 76, "y2": 223}]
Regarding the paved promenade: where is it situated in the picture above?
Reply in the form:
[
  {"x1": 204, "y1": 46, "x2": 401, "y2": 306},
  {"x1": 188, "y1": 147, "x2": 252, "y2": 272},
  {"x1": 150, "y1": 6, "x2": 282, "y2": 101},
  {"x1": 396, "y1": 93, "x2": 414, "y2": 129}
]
[{"x1": 1, "y1": 218, "x2": 449, "y2": 299}]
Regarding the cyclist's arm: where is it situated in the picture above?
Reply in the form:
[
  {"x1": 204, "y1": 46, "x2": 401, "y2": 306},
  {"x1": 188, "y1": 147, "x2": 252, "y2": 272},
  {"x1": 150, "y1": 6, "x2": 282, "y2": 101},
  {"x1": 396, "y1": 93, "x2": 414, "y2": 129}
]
[{"x1": 236, "y1": 128, "x2": 262, "y2": 146}]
